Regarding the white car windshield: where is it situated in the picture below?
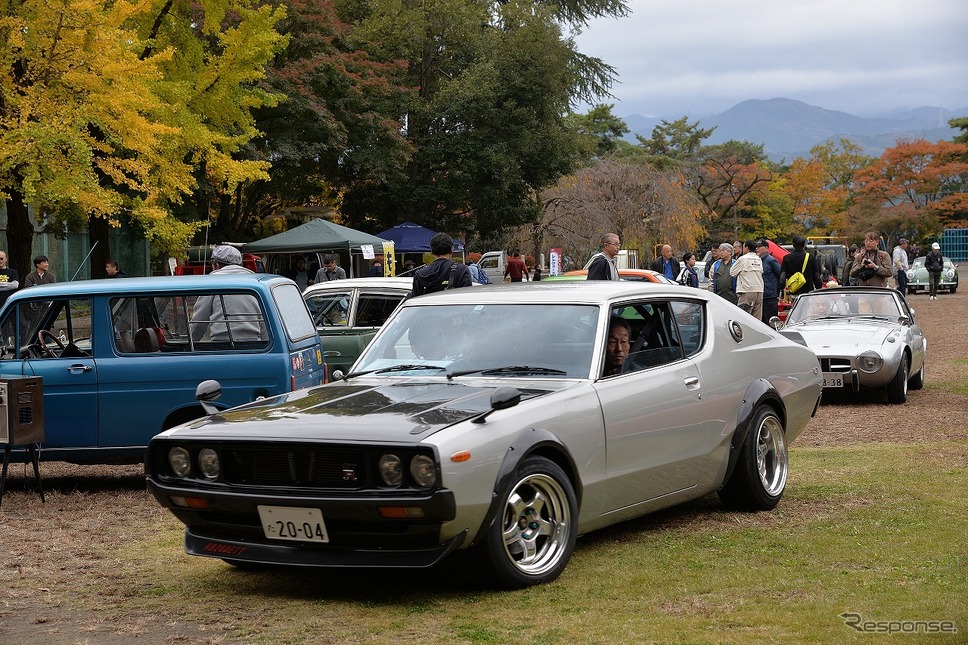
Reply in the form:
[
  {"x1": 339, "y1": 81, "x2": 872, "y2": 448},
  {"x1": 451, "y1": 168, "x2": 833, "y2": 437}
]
[
  {"x1": 353, "y1": 303, "x2": 599, "y2": 378},
  {"x1": 786, "y1": 291, "x2": 902, "y2": 324}
]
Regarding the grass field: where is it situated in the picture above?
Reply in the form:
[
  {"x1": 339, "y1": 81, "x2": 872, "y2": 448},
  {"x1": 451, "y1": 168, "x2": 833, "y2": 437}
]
[{"x1": 89, "y1": 441, "x2": 965, "y2": 644}]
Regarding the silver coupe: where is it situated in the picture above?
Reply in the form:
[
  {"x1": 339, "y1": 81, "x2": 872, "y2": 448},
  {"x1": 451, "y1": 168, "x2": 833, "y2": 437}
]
[
  {"x1": 777, "y1": 286, "x2": 926, "y2": 404},
  {"x1": 146, "y1": 283, "x2": 823, "y2": 588}
]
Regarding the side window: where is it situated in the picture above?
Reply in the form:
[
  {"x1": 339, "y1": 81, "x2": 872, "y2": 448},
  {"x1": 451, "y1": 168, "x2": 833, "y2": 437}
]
[
  {"x1": 355, "y1": 293, "x2": 405, "y2": 327},
  {"x1": 188, "y1": 292, "x2": 269, "y2": 347},
  {"x1": 606, "y1": 301, "x2": 685, "y2": 375},
  {"x1": 670, "y1": 301, "x2": 704, "y2": 357},
  {"x1": 479, "y1": 256, "x2": 497, "y2": 271},
  {"x1": 304, "y1": 291, "x2": 352, "y2": 328},
  {"x1": 111, "y1": 297, "x2": 166, "y2": 354},
  {"x1": 18, "y1": 298, "x2": 93, "y2": 358}
]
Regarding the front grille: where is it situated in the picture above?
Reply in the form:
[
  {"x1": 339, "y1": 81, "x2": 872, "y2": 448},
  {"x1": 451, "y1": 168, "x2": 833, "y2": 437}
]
[
  {"x1": 222, "y1": 446, "x2": 370, "y2": 489},
  {"x1": 820, "y1": 357, "x2": 852, "y2": 372}
]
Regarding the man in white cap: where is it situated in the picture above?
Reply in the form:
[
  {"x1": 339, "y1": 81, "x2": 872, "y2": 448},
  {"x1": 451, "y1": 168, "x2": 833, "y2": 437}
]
[
  {"x1": 924, "y1": 242, "x2": 944, "y2": 300},
  {"x1": 190, "y1": 245, "x2": 265, "y2": 341}
]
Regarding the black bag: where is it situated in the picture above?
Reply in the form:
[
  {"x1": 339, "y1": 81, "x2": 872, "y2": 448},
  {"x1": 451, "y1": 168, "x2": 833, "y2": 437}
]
[{"x1": 855, "y1": 267, "x2": 876, "y2": 281}]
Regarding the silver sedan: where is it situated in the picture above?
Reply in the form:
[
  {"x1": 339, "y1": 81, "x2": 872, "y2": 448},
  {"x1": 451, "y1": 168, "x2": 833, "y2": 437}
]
[{"x1": 147, "y1": 283, "x2": 823, "y2": 588}]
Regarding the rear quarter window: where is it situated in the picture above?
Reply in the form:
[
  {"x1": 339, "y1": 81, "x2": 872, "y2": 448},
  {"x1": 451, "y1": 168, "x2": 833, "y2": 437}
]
[{"x1": 272, "y1": 283, "x2": 318, "y2": 342}]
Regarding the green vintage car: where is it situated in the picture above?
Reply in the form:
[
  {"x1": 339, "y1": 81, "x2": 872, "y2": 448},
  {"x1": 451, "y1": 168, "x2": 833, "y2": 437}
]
[
  {"x1": 303, "y1": 277, "x2": 412, "y2": 378},
  {"x1": 906, "y1": 256, "x2": 959, "y2": 294}
]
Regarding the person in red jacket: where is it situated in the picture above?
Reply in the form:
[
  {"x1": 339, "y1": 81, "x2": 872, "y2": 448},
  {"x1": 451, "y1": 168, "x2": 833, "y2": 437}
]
[{"x1": 504, "y1": 251, "x2": 530, "y2": 282}]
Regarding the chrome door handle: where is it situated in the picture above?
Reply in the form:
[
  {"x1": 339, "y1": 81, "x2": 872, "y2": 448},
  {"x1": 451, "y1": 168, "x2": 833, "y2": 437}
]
[
  {"x1": 68, "y1": 364, "x2": 93, "y2": 374},
  {"x1": 683, "y1": 376, "x2": 700, "y2": 388}
]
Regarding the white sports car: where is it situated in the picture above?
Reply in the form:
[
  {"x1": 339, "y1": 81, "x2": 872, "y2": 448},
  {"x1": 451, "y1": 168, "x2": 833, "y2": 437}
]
[{"x1": 778, "y1": 286, "x2": 926, "y2": 404}]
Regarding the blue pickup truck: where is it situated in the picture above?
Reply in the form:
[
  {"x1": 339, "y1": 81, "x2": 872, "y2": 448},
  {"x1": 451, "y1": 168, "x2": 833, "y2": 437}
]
[{"x1": 0, "y1": 275, "x2": 325, "y2": 463}]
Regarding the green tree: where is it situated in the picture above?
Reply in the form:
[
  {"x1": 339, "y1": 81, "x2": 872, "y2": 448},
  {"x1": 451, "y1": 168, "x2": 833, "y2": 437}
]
[
  {"x1": 339, "y1": 0, "x2": 625, "y2": 246},
  {"x1": 214, "y1": 0, "x2": 414, "y2": 241},
  {"x1": 565, "y1": 103, "x2": 631, "y2": 162},
  {"x1": 636, "y1": 116, "x2": 716, "y2": 170}
]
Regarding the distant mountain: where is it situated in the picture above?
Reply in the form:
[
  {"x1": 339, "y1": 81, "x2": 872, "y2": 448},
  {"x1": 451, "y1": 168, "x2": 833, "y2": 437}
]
[{"x1": 622, "y1": 98, "x2": 966, "y2": 162}]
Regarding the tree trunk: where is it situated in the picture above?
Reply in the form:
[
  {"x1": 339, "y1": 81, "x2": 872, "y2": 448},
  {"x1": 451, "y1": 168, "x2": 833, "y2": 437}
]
[
  {"x1": 6, "y1": 191, "x2": 34, "y2": 282},
  {"x1": 88, "y1": 216, "x2": 111, "y2": 279}
]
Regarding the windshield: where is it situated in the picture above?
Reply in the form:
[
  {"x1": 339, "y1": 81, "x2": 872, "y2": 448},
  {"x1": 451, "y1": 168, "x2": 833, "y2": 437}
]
[
  {"x1": 354, "y1": 303, "x2": 599, "y2": 378},
  {"x1": 786, "y1": 291, "x2": 902, "y2": 324}
]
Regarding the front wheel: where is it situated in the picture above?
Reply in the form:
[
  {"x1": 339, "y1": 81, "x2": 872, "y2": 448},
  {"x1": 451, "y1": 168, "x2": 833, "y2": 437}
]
[
  {"x1": 481, "y1": 456, "x2": 577, "y2": 588},
  {"x1": 908, "y1": 358, "x2": 925, "y2": 390},
  {"x1": 887, "y1": 355, "x2": 909, "y2": 404},
  {"x1": 719, "y1": 406, "x2": 788, "y2": 511}
]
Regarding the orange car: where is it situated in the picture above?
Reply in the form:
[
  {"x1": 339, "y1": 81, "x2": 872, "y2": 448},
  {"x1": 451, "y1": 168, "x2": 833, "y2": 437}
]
[{"x1": 545, "y1": 268, "x2": 677, "y2": 283}]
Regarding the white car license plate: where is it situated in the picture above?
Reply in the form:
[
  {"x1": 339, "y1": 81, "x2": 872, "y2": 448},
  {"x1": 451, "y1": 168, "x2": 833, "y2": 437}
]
[
  {"x1": 258, "y1": 506, "x2": 329, "y2": 543},
  {"x1": 822, "y1": 372, "x2": 844, "y2": 388}
]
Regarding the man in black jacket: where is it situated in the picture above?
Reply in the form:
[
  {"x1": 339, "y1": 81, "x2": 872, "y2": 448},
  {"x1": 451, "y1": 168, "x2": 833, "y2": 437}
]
[
  {"x1": 586, "y1": 233, "x2": 620, "y2": 281},
  {"x1": 411, "y1": 233, "x2": 472, "y2": 297},
  {"x1": 924, "y1": 242, "x2": 944, "y2": 300},
  {"x1": 780, "y1": 235, "x2": 823, "y2": 296},
  {"x1": 650, "y1": 244, "x2": 681, "y2": 281}
]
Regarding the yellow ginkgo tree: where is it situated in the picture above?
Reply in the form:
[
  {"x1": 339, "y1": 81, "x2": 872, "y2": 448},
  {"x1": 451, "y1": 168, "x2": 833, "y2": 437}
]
[{"x1": 0, "y1": 0, "x2": 287, "y2": 274}]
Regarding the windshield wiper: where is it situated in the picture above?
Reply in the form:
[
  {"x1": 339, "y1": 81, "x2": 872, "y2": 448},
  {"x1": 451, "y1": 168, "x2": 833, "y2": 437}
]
[
  {"x1": 447, "y1": 365, "x2": 567, "y2": 379},
  {"x1": 342, "y1": 364, "x2": 447, "y2": 380}
]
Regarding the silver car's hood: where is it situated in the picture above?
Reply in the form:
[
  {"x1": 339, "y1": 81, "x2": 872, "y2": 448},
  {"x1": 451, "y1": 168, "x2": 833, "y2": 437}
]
[
  {"x1": 168, "y1": 379, "x2": 563, "y2": 442},
  {"x1": 783, "y1": 319, "x2": 901, "y2": 352}
]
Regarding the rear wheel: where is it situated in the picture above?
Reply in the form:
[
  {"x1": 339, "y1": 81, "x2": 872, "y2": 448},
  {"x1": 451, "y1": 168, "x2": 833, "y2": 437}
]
[
  {"x1": 887, "y1": 355, "x2": 909, "y2": 404},
  {"x1": 480, "y1": 456, "x2": 577, "y2": 588},
  {"x1": 720, "y1": 406, "x2": 788, "y2": 511}
]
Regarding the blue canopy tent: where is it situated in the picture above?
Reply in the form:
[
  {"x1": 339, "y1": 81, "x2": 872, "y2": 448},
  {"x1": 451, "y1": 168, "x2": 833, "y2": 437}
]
[{"x1": 375, "y1": 221, "x2": 464, "y2": 253}]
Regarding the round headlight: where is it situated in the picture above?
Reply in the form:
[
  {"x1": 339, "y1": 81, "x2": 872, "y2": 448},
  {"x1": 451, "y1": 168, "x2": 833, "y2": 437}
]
[
  {"x1": 857, "y1": 351, "x2": 883, "y2": 373},
  {"x1": 379, "y1": 454, "x2": 403, "y2": 486},
  {"x1": 168, "y1": 447, "x2": 191, "y2": 477},
  {"x1": 198, "y1": 448, "x2": 220, "y2": 480},
  {"x1": 906, "y1": 270, "x2": 915, "y2": 280},
  {"x1": 945, "y1": 269, "x2": 955, "y2": 280},
  {"x1": 409, "y1": 455, "x2": 437, "y2": 488}
]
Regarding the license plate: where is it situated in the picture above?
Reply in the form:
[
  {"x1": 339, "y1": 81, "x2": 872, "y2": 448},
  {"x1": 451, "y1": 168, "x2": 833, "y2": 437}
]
[
  {"x1": 258, "y1": 506, "x2": 329, "y2": 543},
  {"x1": 822, "y1": 372, "x2": 844, "y2": 388}
]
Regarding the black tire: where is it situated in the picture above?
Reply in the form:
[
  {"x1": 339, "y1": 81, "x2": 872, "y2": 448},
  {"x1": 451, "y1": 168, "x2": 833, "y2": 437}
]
[
  {"x1": 908, "y1": 358, "x2": 925, "y2": 390},
  {"x1": 887, "y1": 355, "x2": 909, "y2": 404},
  {"x1": 480, "y1": 456, "x2": 577, "y2": 588},
  {"x1": 951, "y1": 287, "x2": 957, "y2": 294},
  {"x1": 719, "y1": 406, "x2": 788, "y2": 511}
]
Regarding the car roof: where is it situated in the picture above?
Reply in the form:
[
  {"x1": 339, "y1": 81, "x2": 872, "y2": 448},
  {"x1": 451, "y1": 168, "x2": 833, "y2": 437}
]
[
  {"x1": 406, "y1": 281, "x2": 703, "y2": 306},
  {"x1": 303, "y1": 277, "x2": 413, "y2": 293},
  {"x1": 4, "y1": 274, "x2": 291, "y2": 302}
]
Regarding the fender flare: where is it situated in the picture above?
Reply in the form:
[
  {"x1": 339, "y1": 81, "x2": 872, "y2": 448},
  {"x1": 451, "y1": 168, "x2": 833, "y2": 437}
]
[
  {"x1": 470, "y1": 427, "x2": 581, "y2": 548},
  {"x1": 722, "y1": 378, "x2": 786, "y2": 485}
]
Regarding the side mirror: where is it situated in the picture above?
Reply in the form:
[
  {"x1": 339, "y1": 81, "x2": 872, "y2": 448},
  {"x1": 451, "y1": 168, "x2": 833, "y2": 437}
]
[
  {"x1": 195, "y1": 379, "x2": 222, "y2": 416},
  {"x1": 769, "y1": 316, "x2": 783, "y2": 331},
  {"x1": 472, "y1": 386, "x2": 522, "y2": 424}
]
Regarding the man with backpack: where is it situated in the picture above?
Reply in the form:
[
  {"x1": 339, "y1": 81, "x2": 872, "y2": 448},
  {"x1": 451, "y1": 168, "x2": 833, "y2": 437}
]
[{"x1": 411, "y1": 233, "x2": 473, "y2": 297}]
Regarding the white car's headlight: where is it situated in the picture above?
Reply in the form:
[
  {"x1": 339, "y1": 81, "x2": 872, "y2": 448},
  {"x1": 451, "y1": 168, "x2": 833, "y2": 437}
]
[
  {"x1": 169, "y1": 447, "x2": 191, "y2": 477},
  {"x1": 409, "y1": 455, "x2": 437, "y2": 488},
  {"x1": 945, "y1": 269, "x2": 955, "y2": 280},
  {"x1": 857, "y1": 351, "x2": 883, "y2": 373},
  {"x1": 198, "y1": 448, "x2": 220, "y2": 480},
  {"x1": 379, "y1": 454, "x2": 404, "y2": 486},
  {"x1": 906, "y1": 270, "x2": 915, "y2": 279}
]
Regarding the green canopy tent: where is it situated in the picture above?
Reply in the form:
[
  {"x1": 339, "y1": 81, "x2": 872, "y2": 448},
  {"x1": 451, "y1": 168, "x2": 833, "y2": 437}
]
[{"x1": 242, "y1": 219, "x2": 388, "y2": 278}]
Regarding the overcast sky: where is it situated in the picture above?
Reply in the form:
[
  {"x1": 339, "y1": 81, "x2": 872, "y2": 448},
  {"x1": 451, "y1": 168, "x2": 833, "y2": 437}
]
[{"x1": 572, "y1": 0, "x2": 968, "y2": 118}]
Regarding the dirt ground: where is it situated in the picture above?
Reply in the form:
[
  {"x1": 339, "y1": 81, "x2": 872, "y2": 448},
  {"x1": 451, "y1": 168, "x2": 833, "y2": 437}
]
[{"x1": 0, "y1": 290, "x2": 965, "y2": 644}]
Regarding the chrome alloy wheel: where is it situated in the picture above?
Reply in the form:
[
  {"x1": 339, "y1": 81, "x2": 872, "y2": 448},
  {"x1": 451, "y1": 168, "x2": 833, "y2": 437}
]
[
  {"x1": 501, "y1": 472, "x2": 572, "y2": 576},
  {"x1": 755, "y1": 413, "x2": 788, "y2": 497}
]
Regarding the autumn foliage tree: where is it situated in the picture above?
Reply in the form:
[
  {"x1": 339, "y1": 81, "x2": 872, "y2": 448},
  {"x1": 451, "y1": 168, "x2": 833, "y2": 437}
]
[
  {"x1": 0, "y1": 0, "x2": 287, "y2": 276},
  {"x1": 538, "y1": 159, "x2": 704, "y2": 268},
  {"x1": 852, "y1": 139, "x2": 968, "y2": 245}
]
